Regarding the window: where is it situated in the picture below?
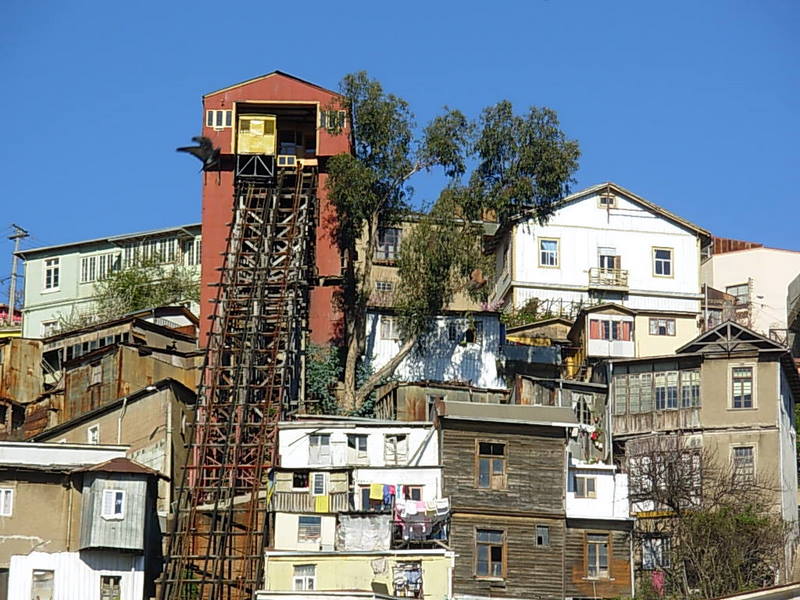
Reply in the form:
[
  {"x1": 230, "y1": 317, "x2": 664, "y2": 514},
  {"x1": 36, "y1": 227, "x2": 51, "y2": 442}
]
[
  {"x1": 101, "y1": 489, "x2": 125, "y2": 519},
  {"x1": 90, "y1": 363, "x2": 102, "y2": 386},
  {"x1": 31, "y1": 569, "x2": 55, "y2": 600},
  {"x1": 292, "y1": 564, "x2": 316, "y2": 590},
  {"x1": 586, "y1": 533, "x2": 610, "y2": 578},
  {"x1": 598, "y1": 247, "x2": 620, "y2": 270},
  {"x1": 297, "y1": 517, "x2": 322, "y2": 543},
  {"x1": 308, "y1": 434, "x2": 331, "y2": 465},
  {"x1": 41, "y1": 320, "x2": 59, "y2": 337},
  {"x1": 184, "y1": 238, "x2": 202, "y2": 266},
  {"x1": 535, "y1": 525, "x2": 550, "y2": 547},
  {"x1": 639, "y1": 373, "x2": 653, "y2": 412},
  {"x1": 384, "y1": 434, "x2": 408, "y2": 465},
  {"x1": 681, "y1": 370, "x2": 700, "y2": 408},
  {"x1": 292, "y1": 471, "x2": 309, "y2": 489},
  {"x1": 732, "y1": 367, "x2": 753, "y2": 408},
  {"x1": 477, "y1": 441, "x2": 506, "y2": 489},
  {"x1": 598, "y1": 192, "x2": 616, "y2": 208},
  {"x1": 653, "y1": 248, "x2": 673, "y2": 277},
  {"x1": 320, "y1": 109, "x2": 346, "y2": 131},
  {"x1": 80, "y1": 253, "x2": 118, "y2": 283},
  {"x1": 0, "y1": 488, "x2": 12, "y2": 516},
  {"x1": 726, "y1": 283, "x2": 750, "y2": 305},
  {"x1": 613, "y1": 376, "x2": 627, "y2": 416},
  {"x1": 649, "y1": 318, "x2": 676, "y2": 336},
  {"x1": 347, "y1": 433, "x2": 368, "y2": 452},
  {"x1": 642, "y1": 537, "x2": 670, "y2": 570},
  {"x1": 574, "y1": 475, "x2": 597, "y2": 498},
  {"x1": 589, "y1": 318, "x2": 632, "y2": 341},
  {"x1": 475, "y1": 529, "x2": 505, "y2": 578},
  {"x1": 380, "y1": 315, "x2": 401, "y2": 341},
  {"x1": 732, "y1": 446, "x2": 754, "y2": 483},
  {"x1": 628, "y1": 374, "x2": 641, "y2": 414},
  {"x1": 43, "y1": 258, "x2": 60, "y2": 290},
  {"x1": 539, "y1": 238, "x2": 559, "y2": 267},
  {"x1": 654, "y1": 372, "x2": 678, "y2": 410},
  {"x1": 447, "y1": 322, "x2": 459, "y2": 342},
  {"x1": 87, "y1": 424, "x2": 100, "y2": 445},
  {"x1": 464, "y1": 321, "x2": 483, "y2": 345},
  {"x1": 311, "y1": 473, "x2": 327, "y2": 496},
  {"x1": 100, "y1": 575, "x2": 121, "y2": 600},
  {"x1": 206, "y1": 109, "x2": 232, "y2": 129},
  {"x1": 375, "y1": 227, "x2": 401, "y2": 261},
  {"x1": 404, "y1": 485, "x2": 423, "y2": 501},
  {"x1": 375, "y1": 280, "x2": 394, "y2": 293}
]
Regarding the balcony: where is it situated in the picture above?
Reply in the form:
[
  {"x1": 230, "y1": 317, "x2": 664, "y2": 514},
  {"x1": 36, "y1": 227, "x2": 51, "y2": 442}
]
[
  {"x1": 271, "y1": 491, "x2": 349, "y2": 513},
  {"x1": 588, "y1": 267, "x2": 629, "y2": 291}
]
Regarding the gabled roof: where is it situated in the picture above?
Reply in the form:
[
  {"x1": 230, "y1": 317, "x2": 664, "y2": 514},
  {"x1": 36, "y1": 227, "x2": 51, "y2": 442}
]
[
  {"x1": 72, "y1": 456, "x2": 165, "y2": 479},
  {"x1": 676, "y1": 320, "x2": 786, "y2": 355},
  {"x1": 515, "y1": 182, "x2": 711, "y2": 240},
  {"x1": 204, "y1": 70, "x2": 341, "y2": 99}
]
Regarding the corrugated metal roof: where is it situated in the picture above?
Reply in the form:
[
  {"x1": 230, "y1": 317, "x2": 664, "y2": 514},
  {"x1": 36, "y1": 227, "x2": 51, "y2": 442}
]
[{"x1": 72, "y1": 456, "x2": 164, "y2": 478}]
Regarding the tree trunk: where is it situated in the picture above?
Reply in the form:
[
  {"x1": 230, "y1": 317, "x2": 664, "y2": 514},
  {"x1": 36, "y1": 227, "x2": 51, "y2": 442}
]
[{"x1": 354, "y1": 336, "x2": 416, "y2": 407}]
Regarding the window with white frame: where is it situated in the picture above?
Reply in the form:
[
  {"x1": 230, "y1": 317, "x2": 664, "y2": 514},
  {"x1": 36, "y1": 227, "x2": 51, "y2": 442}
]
[
  {"x1": 184, "y1": 237, "x2": 202, "y2": 266},
  {"x1": 649, "y1": 318, "x2": 676, "y2": 336},
  {"x1": 320, "y1": 109, "x2": 346, "y2": 131},
  {"x1": 538, "y1": 238, "x2": 559, "y2": 267},
  {"x1": 311, "y1": 472, "x2": 327, "y2": 496},
  {"x1": 680, "y1": 370, "x2": 700, "y2": 408},
  {"x1": 732, "y1": 446, "x2": 755, "y2": 483},
  {"x1": 653, "y1": 248, "x2": 673, "y2": 277},
  {"x1": 535, "y1": 525, "x2": 550, "y2": 547},
  {"x1": 586, "y1": 533, "x2": 610, "y2": 578},
  {"x1": 598, "y1": 247, "x2": 620, "y2": 270},
  {"x1": 574, "y1": 474, "x2": 596, "y2": 498},
  {"x1": 0, "y1": 488, "x2": 13, "y2": 516},
  {"x1": 375, "y1": 280, "x2": 394, "y2": 293},
  {"x1": 380, "y1": 315, "x2": 401, "y2": 340},
  {"x1": 41, "y1": 320, "x2": 59, "y2": 337},
  {"x1": 206, "y1": 109, "x2": 232, "y2": 129},
  {"x1": 80, "y1": 253, "x2": 118, "y2": 283},
  {"x1": 308, "y1": 434, "x2": 331, "y2": 465},
  {"x1": 642, "y1": 536, "x2": 670, "y2": 570},
  {"x1": 293, "y1": 564, "x2": 316, "y2": 590},
  {"x1": 732, "y1": 366, "x2": 754, "y2": 408},
  {"x1": 90, "y1": 363, "x2": 102, "y2": 386},
  {"x1": 88, "y1": 424, "x2": 100, "y2": 445},
  {"x1": 101, "y1": 489, "x2": 125, "y2": 519},
  {"x1": 43, "y1": 258, "x2": 60, "y2": 290},
  {"x1": 347, "y1": 434, "x2": 368, "y2": 463}
]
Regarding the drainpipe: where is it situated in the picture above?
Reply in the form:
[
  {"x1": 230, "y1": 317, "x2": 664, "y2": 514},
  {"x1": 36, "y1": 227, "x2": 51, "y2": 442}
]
[
  {"x1": 117, "y1": 397, "x2": 128, "y2": 444},
  {"x1": 165, "y1": 397, "x2": 173, "y2": 510},
  {"x1": 65, "y1": 476, "x2": 74, "y2": 551}
]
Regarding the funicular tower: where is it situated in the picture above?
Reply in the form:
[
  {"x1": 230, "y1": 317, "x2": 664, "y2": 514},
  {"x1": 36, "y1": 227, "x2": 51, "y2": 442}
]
[{"x1": 160, "y1": 72, "x2": 347, "y2": 600}]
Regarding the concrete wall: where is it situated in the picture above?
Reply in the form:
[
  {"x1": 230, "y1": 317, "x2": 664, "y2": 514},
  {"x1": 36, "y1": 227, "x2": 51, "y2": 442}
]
[
  {"x1": 495, "y1": 187, "x2": 703, "y2": 316},
  {"x1": 566, "y1": 462, "x2": 630, "y2": 520},
  {"x1": 352, "y1": 467, "x2": 442, "y2": 506},
  {"x1": 365, "y1": 313, "x2": 504, "y2": 389},
  {"x1": 702, "y1": 247, "x2": 800, "y2": 335},
  {"x1": 263, "y1": 551, "x2": 454, "y2": 600}
]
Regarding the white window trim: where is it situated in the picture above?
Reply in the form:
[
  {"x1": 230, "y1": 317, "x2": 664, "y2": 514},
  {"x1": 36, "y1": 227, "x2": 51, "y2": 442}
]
[
  {"x1": 292, "y1": 564, "x2": 317, "y2": 591},
  {"x1": 206, "y1": 109, "x2": 232, "y2": 130},
  {"x1": 574, "y1": 474, "x2": 597, "y2": 498},
  {"x1": 42, "y1": 258, "x2": 61, "y2": 292},
  {"x1": 311, "y1": 472, "x2": 328, "y2": 496},
  {"x1": 0, "y1": 488, "x2": 13, "y2": 516},
  {"x1": 101, "y1": 489, "x2": 125, "y2": 520},
  {"x1": 87, "y1": 424, "x2": 100, "y2": 445},
  {"x1": 730, "y1": 444, "x2": 757, "y2": 482},
  {"x1": 728, "y1": 362, "x2": 757, "y2": 410}
]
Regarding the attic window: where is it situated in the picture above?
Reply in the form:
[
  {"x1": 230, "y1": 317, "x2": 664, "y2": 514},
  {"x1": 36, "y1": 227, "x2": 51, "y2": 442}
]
[
  {"x1": 206, "y1": 109, "x2": 232, "y2": 129},
  {"x1": 598, "y1": 193, "x2": 616, "y2": 208}
]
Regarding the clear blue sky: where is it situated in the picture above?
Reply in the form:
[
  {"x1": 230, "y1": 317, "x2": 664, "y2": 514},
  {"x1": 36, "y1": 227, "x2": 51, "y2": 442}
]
[{"x1": 1, "y1": 0, "x2": 798, "y2": 294}]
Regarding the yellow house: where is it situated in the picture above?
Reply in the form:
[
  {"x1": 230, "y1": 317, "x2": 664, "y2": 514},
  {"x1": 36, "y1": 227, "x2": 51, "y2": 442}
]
[{"x1": 261, "y1": 550, "x2": 454, "y2": 600}]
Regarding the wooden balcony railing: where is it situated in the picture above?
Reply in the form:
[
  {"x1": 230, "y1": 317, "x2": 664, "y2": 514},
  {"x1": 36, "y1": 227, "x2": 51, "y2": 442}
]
[
  {"x1": 271, "y1": 491, "x2": 349, "y2": 513},
  {"x1": 589, "y1": 267, "x2": 629, "y2": 289}
]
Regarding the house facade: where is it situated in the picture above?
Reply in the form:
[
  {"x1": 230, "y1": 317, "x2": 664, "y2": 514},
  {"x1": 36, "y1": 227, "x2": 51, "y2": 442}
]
[
  {"x1": 260, "y1": 417, "x2": 454, "y2": 599},
  {"x1": 491, "y1": 182, "x2": 710, "y2": 358},
  {"x1": 17, "y1": 224, "x2": 201, "y2": 338},
  {"x1": 701, "y1": 239, "x2": 800, "y2": 339},
  {"x1": 0, "y1": 442, "x2": 161, "y2": 600}
]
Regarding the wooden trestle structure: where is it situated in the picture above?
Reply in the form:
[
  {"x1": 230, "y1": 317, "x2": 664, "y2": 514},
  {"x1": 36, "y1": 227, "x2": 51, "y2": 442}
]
[{"x1": 159, "y1": 166, "x2": 317, "y2": 599}]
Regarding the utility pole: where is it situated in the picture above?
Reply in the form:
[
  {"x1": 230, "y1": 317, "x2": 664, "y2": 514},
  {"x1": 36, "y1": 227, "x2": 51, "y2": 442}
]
[{"x1": 7, "y1": 225, "x2": 29, "y2": 327}]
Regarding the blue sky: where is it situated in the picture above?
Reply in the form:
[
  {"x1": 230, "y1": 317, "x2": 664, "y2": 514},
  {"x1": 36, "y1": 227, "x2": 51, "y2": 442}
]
[{"x1": 1, "y1": 0, "x2": 798, "y2": 294}]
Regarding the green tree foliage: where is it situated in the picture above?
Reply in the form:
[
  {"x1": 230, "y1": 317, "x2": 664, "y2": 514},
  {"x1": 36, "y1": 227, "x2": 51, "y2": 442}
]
[
  {"x1": 326, "y1": 71, "x2": 580, "y2": 409},
  {"x1": 56, "y1": 256, "x2": 199, "y2": 333}
]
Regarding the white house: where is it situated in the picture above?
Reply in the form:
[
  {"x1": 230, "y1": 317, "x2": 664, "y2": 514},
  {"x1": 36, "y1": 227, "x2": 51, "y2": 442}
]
[
  {"x1": 492, "y1": 182, "x2": 711, "y2": 357},
  {"x1": 566, "y1": 458, "x2": 630, "y2": 521},
  {"x1": 17, "y1": 224, "x2": 201, "y2": 338},
  {"x1": 365, "y1": 312, "x2": 504, "y2": 389}
]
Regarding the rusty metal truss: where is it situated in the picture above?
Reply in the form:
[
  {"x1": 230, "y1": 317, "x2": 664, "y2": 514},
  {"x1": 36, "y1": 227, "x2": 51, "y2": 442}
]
[{"x1": 159, "y1": 166, "x2": 317, "y2": 600}]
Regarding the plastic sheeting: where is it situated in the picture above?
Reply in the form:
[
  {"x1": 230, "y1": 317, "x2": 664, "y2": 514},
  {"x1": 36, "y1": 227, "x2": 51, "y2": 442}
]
[{"x1": 336, "y1": 513, "x2": 392, "y2": 551}]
